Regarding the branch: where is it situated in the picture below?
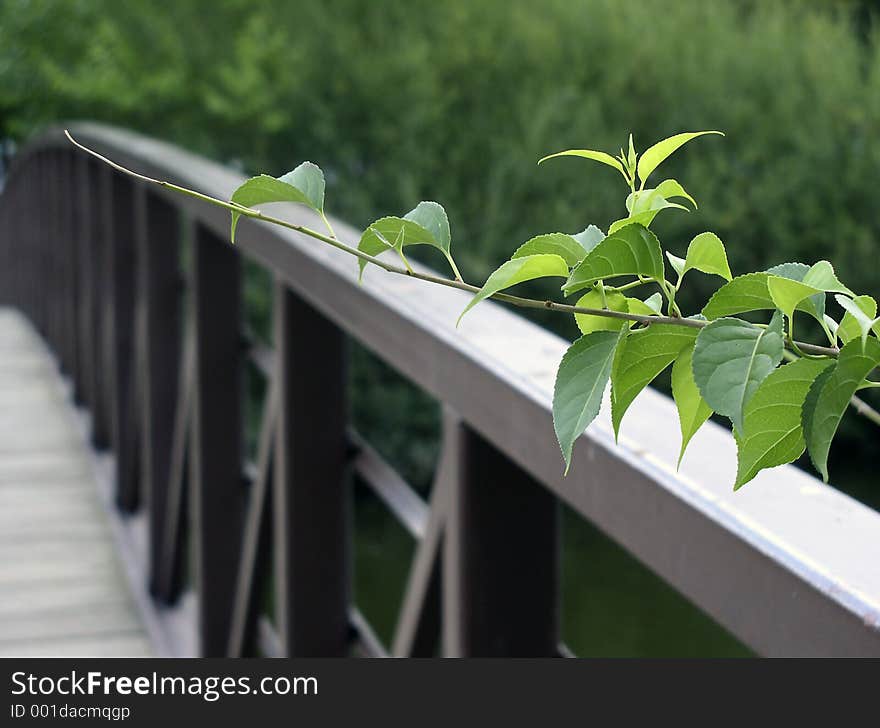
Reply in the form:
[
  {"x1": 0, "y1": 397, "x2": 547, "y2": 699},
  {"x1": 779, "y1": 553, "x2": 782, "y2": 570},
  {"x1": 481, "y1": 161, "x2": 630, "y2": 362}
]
[{"x1": 65, "y1": 131, "x2": 839, "y2": 361}]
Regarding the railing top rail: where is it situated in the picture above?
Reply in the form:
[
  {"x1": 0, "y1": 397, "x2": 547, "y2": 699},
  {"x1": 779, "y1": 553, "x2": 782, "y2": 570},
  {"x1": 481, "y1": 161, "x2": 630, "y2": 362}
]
[{"x1": 14, "y1": 122, "x2": 880, "y2": 656}]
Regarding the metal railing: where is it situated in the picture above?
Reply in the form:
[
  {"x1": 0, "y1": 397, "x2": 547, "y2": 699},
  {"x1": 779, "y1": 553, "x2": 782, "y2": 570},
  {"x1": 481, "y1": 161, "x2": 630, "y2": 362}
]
[{"x1": 1, "y1": 123, "x2": 878, "y2": 657}]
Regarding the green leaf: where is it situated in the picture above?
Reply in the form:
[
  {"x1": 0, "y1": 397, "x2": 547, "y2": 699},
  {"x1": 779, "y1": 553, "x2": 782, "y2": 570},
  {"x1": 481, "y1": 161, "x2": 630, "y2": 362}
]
[
  {"x1": 625, "y1": 180, "x2": 696, "y2": 218},
  {"x1": 837, "y1": 295, "x2": 877, "y2": 345},
  {"x1": 563, "y1": 224, "x2": 664, "y2": 295},
  {"x1": 734, "y1": 358, "x2": 834, "y2": 489},
  {"x1": 671, "y1": 344, "x2": 713, "y2": 466},
  {"x1": 803, "y1": 337, "x2": 880, "y2": 481},
  {"x1": 823, "y1": 314, "x2": 840, "y2": 342},
  {"x1": 458, "y1": 254, "x2": 569, "y2": 324},
  {"x1": 357, "y1": 217, "x2": 432, "y2": 273},
  {"x1": 229, "y1": 161, "x2": 325, "y2": 243},
  {"x1": 767, "y1": 276, "x2": 821, "y2": 321},
  {"x1": 702, "y1": 273, "x2": 773, "y2": 320},
  {"x1": 404, "y1": 200, "x2": 451, "y2": 253},
  {"x1": 611, "y1": 325, "x2": 697, "y2": 438},
  {"x1": 574, "y1": 289, "x2": 628, "y2": 335},
  {"x1": 702, "y1": 270, "x2": 823, "y2": 322},
  {"x1": 765, "y1": 263, "x2": 825, "y2": 322},
  {"x1": 692, "y1": 311, "x2": 785, "y2": 433},
  {"x1": 666, "y1": 251, "x2": 686, "y2": 277},
  {"x1": 801, "y1": 260, "x2": 854, "y2": 296},
  {"x1": 627, "y1": 133, "x2": 637, "y2": 170},
  {"x1": 512, "y1": 233, "x2": 588, "y2": 268},
  {"x1": 682, "y1": 232, "x2": 731, "y2": 282},
  {"x1": 553, "y1": 331, "x2": 621, "y2": 472},
  {"x1": 766, "y1": 260, "x2": 853, "y2": 322},
  {"x1": 357, "y1": 201, "x2": 456, "y2": 279},
  {"x1": 625, "y1": 292, "x2": 663, "y2": 317},
  {"x1": 834, "y1": 295, "x2": 880, "y2": 349},
  {"x1": 572, "y1": 225, "x2": 605, "y2": 253},
  {"x1": 636, "y1": 131, "x2": 724, "y2": 185},
  {"x1": 801, "y1": 367, "x2": 834, "y2": 468},
  {"x1": 655, "y1": 179, "x2": 697, "y2": 208},
  {"x1": 766, "y1": 262, "x2": 825, "y2": 322},
  {"x1": 538, "y1": 148, "x2": 628, "y2": 182},
  {"x1": 608, "y1": 200, "x2": 688, "y2": 234}
]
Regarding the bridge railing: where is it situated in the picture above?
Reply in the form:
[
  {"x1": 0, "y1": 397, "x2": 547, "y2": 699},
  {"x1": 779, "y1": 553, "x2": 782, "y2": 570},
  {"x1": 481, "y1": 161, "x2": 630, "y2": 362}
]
[{"x1": 1, "y1": 123, "x2": 879, "y2": 657}]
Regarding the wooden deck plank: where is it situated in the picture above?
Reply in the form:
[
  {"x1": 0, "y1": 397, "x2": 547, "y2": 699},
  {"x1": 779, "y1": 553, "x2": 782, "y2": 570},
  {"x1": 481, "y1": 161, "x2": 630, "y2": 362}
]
[
  {"x1": 0, "y1": 633, "x2": 153, "y2": 657},
  {"x1": 0, "y1": 308, "x2": 152, "y2": 656}
]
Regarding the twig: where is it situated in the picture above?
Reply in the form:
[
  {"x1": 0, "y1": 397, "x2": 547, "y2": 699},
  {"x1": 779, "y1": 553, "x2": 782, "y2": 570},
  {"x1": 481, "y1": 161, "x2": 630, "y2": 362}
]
[{"x1": 65, "y1": 130, "x2": 840, "y2": 360}]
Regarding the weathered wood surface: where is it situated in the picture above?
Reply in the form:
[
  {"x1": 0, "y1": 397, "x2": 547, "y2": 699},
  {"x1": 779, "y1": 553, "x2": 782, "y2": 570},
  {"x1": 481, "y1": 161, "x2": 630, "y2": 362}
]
[{"x1": 0, "y1": 308, "x2": 151, "y2": 656}]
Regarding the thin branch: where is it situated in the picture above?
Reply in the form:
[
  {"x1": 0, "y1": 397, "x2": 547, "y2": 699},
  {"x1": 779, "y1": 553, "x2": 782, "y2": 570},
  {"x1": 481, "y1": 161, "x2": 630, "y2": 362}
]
[
  {"x1": 65, "y1": 129, "x2": 844, "y2": 368},
  {"x1": 850, "y1": 394, "x2": 880, "y2": 427},
  {"x1": 64, "y1": 130, "x2": 256, "y2": 216},
  {"x1": 66, "y1": 131, "x2": 840, "y2": 360}
]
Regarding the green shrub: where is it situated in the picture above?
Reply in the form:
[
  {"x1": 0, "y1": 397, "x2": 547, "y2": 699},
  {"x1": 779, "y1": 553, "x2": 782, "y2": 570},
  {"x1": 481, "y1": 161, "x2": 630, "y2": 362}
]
[{"x1": 4, "y1": 1, "x2": 879, "y2": 294}]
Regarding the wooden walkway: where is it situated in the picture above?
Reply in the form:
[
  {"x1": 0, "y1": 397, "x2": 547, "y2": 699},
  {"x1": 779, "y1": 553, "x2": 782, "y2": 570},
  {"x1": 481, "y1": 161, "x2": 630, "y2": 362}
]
[{"x1": 0, "y1": 308, "x2": 151, "y2": 656}]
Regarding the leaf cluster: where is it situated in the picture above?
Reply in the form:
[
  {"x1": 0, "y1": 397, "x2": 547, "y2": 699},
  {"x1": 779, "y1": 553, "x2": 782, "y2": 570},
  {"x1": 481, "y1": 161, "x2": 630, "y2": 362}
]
[{"x1": 115, "y1": 125, "x2": 880, "y2": 491}]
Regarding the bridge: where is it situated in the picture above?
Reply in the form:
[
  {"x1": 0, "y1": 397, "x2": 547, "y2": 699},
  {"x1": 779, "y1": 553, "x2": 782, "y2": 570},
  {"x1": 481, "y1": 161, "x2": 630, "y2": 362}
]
[{"x1": 0, "y1": 124, "x2": 878, "y2": 657}]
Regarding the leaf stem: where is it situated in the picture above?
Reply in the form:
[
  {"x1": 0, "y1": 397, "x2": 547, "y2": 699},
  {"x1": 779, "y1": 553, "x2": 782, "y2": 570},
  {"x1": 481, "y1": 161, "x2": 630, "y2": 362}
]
[
  {"x1": 606, "y1": 279, "x2": 645, "y2": 293},
  {"x1": 444, "y1": 252, "x2": 464, "y2": 282},
  {"x1": 787, "y1": 314, "x2": 826, "y2": 360},
  {"x1": 319, "y1": 209, "x2": 337, "y2": 239},
  {"x1": 597, "y1": 279, "x2": 608, "y2": 308}
]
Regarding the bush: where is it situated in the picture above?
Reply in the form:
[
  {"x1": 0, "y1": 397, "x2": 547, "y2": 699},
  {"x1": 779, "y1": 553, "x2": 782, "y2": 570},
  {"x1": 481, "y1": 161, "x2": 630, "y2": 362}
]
[{"x1": 4, "y1": 1, "x2": 879, "y2": 291}]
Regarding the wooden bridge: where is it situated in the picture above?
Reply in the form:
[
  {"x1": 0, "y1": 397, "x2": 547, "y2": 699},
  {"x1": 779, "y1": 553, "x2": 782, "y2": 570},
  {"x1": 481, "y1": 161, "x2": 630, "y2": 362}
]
[{"x1": 0, "y1": 124, "x2": 879, "y2": 657}]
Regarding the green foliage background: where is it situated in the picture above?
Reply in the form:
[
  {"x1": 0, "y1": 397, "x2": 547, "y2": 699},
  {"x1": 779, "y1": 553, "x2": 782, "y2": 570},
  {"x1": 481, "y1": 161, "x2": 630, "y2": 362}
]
[{"x1": 2, "y1": 0, "x2": 878, "y2": 654}]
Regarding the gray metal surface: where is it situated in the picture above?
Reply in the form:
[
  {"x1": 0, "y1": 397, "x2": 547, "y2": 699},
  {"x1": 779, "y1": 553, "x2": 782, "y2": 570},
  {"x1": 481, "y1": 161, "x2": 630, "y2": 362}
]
[
  {"x1": 10, "y1": 123, "x2": 880, "y2": 656},
  {"x1": 0, "y1": 308, "x2": 151, "y2": 657}
]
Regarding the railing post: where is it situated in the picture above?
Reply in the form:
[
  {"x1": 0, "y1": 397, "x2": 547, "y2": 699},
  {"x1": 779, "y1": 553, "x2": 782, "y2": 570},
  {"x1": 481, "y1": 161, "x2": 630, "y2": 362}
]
[
  {"x1": 106, "y1": 173, "x2": 139, "y2": 511},
  {"x1": 137, "y1": 190, "x2": 182, "y2": 594},
  {"x1": 443, "y1": 420, "x2": 559, "y2": 656},
  {"x1": 273, "y1": 282, "x2": 350, "y2": 656},
  {"x1": 190, "y1": 222, "x2": 244, "y2": 657}
]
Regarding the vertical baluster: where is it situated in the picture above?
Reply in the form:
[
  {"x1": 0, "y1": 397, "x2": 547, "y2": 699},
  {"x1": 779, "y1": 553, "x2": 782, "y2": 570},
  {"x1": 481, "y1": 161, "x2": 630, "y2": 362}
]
[
  {"x1": 26, "y1": 156, "x2": 38, "y2": 329},
  {"x1": 273, "y1": 282, "x2": 350, "y2": 656},
  {"x1": 443, "y1": 422, "x2": 559, "y2": 656},
  {"x1": 138, "y1": 190, "x2": 182, "y2": 595},
  {"x1": 11, "y1": 162, "x2": 22, "y2": 313},
  {"x1": 62, "y1": 152, "x2": 77, "y2": 393},
  {"x1": 70, "y1": 154, "x2": 92, "y2": 406},
  {"x1": 75, "y1": 155, "x2": 95, "y2": 412},
  {"x1": 92, "y1": 164, "x2": 113, "y2": 449},
  {"x1": 56, "y1": 151, "x2": 72, "y2": 375},
  {"x1": 36, "y1": 153, "x2": 49, "y2": 336},
  {"x1": 190, "y1": 222, "x2": 243, "y2": 656},
  {"x1": 39, "y1": 152, "x2": 51, "y2": 344},
  {"x1": 49, "y1": 151, "x2": 62, "y2": 358},
  {"x1": 0, "y1": 169, "x2": 8, "y2": 304},
  {"x1": 107, "y1": 173, "x2": 139, "y2": 510},
  {"x1": 29, "y1": 156, "x2": 42, "y2": 329},
  {"x1": 41, "y1": 153, "x2": 51, "y2": 335},
  {"x1": 15, "y1": 162, "x2": 26, "y2": 314},
  {"x1": 0, "y1": 164, "x2": 8, "y2": 305}
]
